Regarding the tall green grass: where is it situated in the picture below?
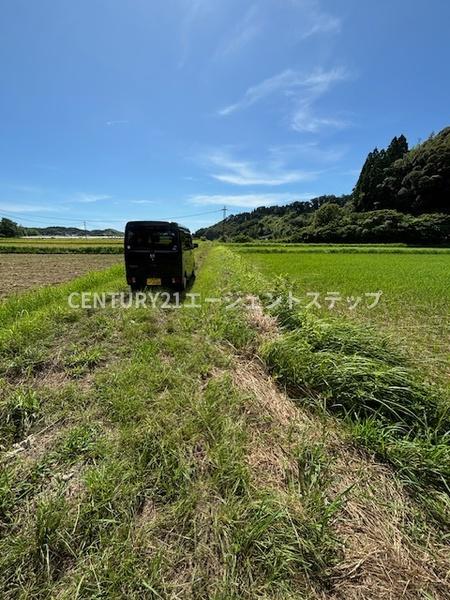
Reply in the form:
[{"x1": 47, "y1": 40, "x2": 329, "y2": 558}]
[
  {"x1": 205, "y1": 247, "x2": 450, "y2": 526},
  {"x1": 261, "y1": 297, "x2": 450, "y2": 525}
]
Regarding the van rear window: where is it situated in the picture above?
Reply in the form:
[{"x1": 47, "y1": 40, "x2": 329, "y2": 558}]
[{"x1": 126, "y1": 227, "x2": 178, "y2": 250}]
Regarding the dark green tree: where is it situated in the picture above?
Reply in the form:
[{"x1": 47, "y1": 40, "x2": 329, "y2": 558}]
[
  {"x1": 0, "y1": 217, "x2": 22, "y2": 237},
  {"x1": 385, "y1": 135, "x2": 408, "y2": 163},
  {"x1": 313, "y1": 203, "x2": 344, "y2": 227},
  {"x1": 353, "y1": 134, "x2": 409, "y2": 211}
]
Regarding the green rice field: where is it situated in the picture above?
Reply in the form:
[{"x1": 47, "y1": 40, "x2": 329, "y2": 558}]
[{"x1": 236, "y1": 247, "x2": 450, "y2": 384}]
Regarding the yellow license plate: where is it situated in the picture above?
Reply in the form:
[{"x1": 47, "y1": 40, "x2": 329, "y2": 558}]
[{"x1": 147, "y1": 277, "x2": 162, "y2": 286}]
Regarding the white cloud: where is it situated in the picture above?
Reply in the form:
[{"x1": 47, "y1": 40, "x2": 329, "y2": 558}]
[
  {"x1": 204, "y1": 151, "x2": 318, "y2": 186},
  {"x1": 214, "y1": 4, "x2": 262, "y2": 59},
  {"x1": 106, "y1": 120, "x2": 129, "y2": 126},
  {"x1": 190, "y1": 192, "x2": 313, "y2": 208},
  {"x1": 301, "y1": 13, "x2": 341, "y2": 39},
  {"x1": 8, "y1": 184, "x2": 45, "y2": 194},
  {"x1": 291, "y1": 107, "x2": 348, "y2": 133},
  {"x1": 75, "y1": 193, "x2": 112, "y2": 203},
  {"x1": 214, "y1": 170, "x2": 305, "y2": 186},
  {"x1": 217, "y1": 66, "x2": 348, "y2": 118},
  {"x1": 268, "y1": 142, "x2": 347, "y2": 164},
  {"x1": 218, "y1": 69, "x2": 298, "y2": 116},
  {"x1": 290, "y1": 67, "x2": 351, "y2": 133},
  {"x1": 0, "y1": 203, "x2": 58, "y2": 213},
  {"x1": 129, "y1": 200, "x2": 156, "y2": 205},
  {"x1": 300, "y1": 67, "x2": 348, "y2": 94},
  {"x1": 287, "y1": 0, "x2": 341, "y2": 39},
  {"x1": 178, "y1": 0, "x2": 214, "y2": 68}
]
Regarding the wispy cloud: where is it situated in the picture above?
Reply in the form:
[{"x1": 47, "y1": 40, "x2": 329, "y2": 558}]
[
  {"x1": 106, "y1": 120, "x2": 129, "y2": 126},
  {"x1": 0, "y1": 203, "x2": 58, "y2": 213},
  {"x1": 291, "y1": 108, "x2": 348, "y2": 133},
  {"x1": 203, "y1": 150, "x2": 318, "y2": 186},
  {"x1": 190, "y1": 192, "x2": 313, "y2": 209},
  {"x1": 218, "y1": 64, "x2": 352, "y2": 134},
  {"x1": 287, "y1": 0, "x2": 341, "y2": 39},
  {"x1": 129, "y1": 200, "x2": 156, "y2": 205},
  {"x1": 178, "y1": 0, "x2": 213, "y2": 68},
  {"x1": 290, "y1": 68, "x2": 351, "y2": 133},
  {"x1": 8, "y1": 184, "x2": 45, "y2": 194},
  {"x1": 301, "y1": 12, "x2": 341, "y2": 39},
  {"x1": 299, "y1": 67, "x2": 349, "y2": 94},
  {"x1": 268, "y1": 142, "x2": 347, "y2": 164},
  {"x1": 74, "y1": 193, "x2": 112, "y2": 204},
  {"x1": 217, "y1": 66, "x2": 348, "y2": 117},
  {"x1": 214, "y1": 4, "x2": 262, "y2": 59},
  {"x1": 218, "y1": 69, "x2": 298, "y2": 116}
]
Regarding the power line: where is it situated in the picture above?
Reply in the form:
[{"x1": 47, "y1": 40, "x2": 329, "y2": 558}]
[
  {"x1": 0, "y1": 207, "x2": 223, "y2": 223},
  {"x1": 0, "y1": 207, "x2": 224, "y2": 227},
  {"x1": 159, "y1": 208, "x2": 223, "y2": 222},
  {"x1": 0, "y1": 209, "x2": 88, "y2": 225}
]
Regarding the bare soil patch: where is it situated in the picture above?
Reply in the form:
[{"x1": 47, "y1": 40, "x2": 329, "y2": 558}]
[{"x1": 0, "y1": 253, "x2": 122, "y2": 298}]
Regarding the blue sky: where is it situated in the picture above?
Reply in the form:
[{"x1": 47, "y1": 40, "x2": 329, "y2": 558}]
[{"x1": 1, "y1": 0, "x2": 449, "y2": 232}]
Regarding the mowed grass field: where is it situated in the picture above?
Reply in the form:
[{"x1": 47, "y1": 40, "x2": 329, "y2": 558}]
[
  {"x1": 0, "y1": 245, "x2": 449, "y2": 598},
  {"x1": 237, "y1": 248, "x2": 450, "y2": 384}
]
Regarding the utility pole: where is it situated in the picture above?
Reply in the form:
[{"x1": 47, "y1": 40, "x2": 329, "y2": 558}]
[
  {"x1": 83, "y1": 221, "x2": 88, "y2": 239},
  {"x1": 222, "y1": 205, "x2": 227, "y2": 239}
]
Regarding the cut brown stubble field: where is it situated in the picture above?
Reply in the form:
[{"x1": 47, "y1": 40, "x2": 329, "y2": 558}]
[{"x1": 0, "y1": 253, "x2": 122, "y2": 298}]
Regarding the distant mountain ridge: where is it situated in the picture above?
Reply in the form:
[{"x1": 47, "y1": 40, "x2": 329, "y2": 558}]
[
  {"x1": 0, "y1": 221, "x2": 123, "y2": 238},
  {"x1": 196, "y1": 126, "x2": 450, "y2": 245},
  {"x1": 24, "y1": 226, "x2": 123, "y2": 237}
]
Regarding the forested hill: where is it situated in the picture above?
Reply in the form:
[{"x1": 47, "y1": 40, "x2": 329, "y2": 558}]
[
  {"x1": 0, "y1": 222, "x2": 122, "y2": 238},
  {"x1": 196, "y1": 127, "x2": 450, "y2": 244},
  {"x1": 26, "y1": 226, "x2": 123, "y2": 237}
]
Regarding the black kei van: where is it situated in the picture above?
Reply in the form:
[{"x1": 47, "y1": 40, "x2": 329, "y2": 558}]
[{"x1": 124, "y1": 221, "x2": 198, "y2": 291}]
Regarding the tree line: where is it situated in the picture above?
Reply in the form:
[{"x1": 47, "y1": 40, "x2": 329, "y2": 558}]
[
  {"x1": 197, "y1": 126, "x2": 450, "y2": 244},
  {"x1": 0, "y1": 219, "x2": 122, "y2": 238}
]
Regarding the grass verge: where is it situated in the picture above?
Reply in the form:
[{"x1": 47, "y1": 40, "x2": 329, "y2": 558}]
[
  {"x1": 0, "y1": 246, "x2": 449, "y2": 598},
  {"x1": 0, "y1": 249, "x2": 341, "y2": 598}
]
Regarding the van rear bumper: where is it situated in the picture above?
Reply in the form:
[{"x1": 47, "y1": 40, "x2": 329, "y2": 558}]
[{"x1": 126, "y1": 275, "x2": 184, "y2": 286}]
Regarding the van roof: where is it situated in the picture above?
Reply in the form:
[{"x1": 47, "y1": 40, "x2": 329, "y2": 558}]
[{"x1": 125, "y1": 221, "x2": 191, "y2": 234}]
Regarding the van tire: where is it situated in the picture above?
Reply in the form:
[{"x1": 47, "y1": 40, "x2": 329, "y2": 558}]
[{"x1": 174, "y1": 275, "x2": 187, "y2": 292}]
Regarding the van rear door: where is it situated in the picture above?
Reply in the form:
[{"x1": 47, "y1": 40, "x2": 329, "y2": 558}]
[{"x1": 125, "y1": 224, "x2": 181, "y2": 284}]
